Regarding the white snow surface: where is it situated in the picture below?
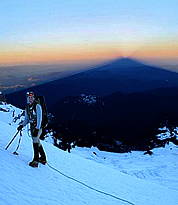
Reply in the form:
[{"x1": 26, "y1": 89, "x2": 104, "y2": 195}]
[{"x1": 0, "y1": 104, "x2": 178, "y2": 205}]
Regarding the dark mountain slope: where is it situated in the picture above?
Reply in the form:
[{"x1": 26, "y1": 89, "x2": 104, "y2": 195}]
[
  {"x1": 49, "y1": 86, "x2": 178, "y2": 151},
  {"x1": 102, "y1": 87, "x2": 178, "y2": 143}
]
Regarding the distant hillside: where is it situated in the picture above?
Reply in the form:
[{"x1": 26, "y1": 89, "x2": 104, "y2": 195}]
[
  {"x1": 6, "y1": 58, "x2": 178, "y2": 110},
  {"x1": 49, "y1": 86, "x2": 178, "y2": 151}
]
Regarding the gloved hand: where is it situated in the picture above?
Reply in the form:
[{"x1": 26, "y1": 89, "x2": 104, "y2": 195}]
[
  {"x1": 33, "y1": 128, "x2": 39, "y2": 137},
  {"x1": 17, "y1": 124, "x2": 23, "y2": 131}
]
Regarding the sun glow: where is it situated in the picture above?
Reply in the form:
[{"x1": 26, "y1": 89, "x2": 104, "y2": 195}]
[{"x1": 0, "y1": 44, "x2": 122, "y2": 66}]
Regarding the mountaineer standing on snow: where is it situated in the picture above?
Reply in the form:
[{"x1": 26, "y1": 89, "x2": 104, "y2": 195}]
[{"x1": 17, "y1": 91, "x2": 47, "y2": 167}]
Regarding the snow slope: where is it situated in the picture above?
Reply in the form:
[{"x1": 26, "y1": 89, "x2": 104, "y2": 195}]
[
  {"x1": 0, "y1": 104, "x2": 178, "y2": 205},
  {"x1": 71, "y1": 144, "x2": 178, "y2": 191}
]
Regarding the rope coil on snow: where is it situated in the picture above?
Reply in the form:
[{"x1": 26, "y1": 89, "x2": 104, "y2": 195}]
[{"x1": 47, "y1": 163, "x2": 134, "y2": 205}]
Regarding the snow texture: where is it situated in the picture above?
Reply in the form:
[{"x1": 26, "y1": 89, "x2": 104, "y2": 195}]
[{"x1": 0, "y1": 104, "x2": 178, "y2": 205}]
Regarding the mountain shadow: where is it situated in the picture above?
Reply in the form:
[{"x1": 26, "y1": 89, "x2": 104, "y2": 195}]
[{"x1": 6, "y1": 58, "x2": 178, "y2": 110}]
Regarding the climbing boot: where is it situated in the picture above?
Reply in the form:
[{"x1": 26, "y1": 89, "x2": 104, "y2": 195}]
[
  {"x1": 29, "y1": 143, "x2": 39, "y2": 167},
  {"x1": 38, "y1": 157, "x2": 47, "y2": 165},
  {"x1": 39, "y1": 145, "x2": 47, "y2": 165},
  {"x1": 29, "y1": 160, "x2": 38, "y2": 167}
]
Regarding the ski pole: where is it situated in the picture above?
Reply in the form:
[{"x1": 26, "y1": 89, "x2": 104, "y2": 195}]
[
  {"x1": 13, "y1": 131, "x2": 22, "y2": 155},
  {"x1": 5, "y1": 130, "x2": 20, "y2": 150}
]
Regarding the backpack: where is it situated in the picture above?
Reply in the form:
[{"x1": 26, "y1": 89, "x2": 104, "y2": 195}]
[{"x1": 34, "y1": 95, "x2": 48, "y2": 129}]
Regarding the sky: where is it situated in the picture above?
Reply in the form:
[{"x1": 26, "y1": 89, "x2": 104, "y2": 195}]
[{"x1": 0, "y1": 0, "x2": 178, "y2": 68}]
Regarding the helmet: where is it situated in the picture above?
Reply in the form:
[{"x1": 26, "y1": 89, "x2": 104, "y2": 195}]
[{"x1": 26, "y1": 91, "x2": 34, "y2": 97}]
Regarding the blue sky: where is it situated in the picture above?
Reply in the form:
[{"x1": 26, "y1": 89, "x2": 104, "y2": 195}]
[{"x1": 0, "y1": 0, "x2": 178, "y2": 67}]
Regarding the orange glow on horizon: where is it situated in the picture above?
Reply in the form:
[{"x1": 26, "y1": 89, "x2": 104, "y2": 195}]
[
  {"x1": 132, "y1": 42, "x2": 178, "y2": 59},
  {"x1": 0, "y1": 45, "x2": 121, "y2": 66},
  {"x1": 0, "y1": 41, "x2": 178, "y2": 66}
]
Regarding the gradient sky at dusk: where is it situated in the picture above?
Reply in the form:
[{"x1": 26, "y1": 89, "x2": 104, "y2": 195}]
[{"x1": 0, "y1": 0, "x2": 178, "y2": 68}]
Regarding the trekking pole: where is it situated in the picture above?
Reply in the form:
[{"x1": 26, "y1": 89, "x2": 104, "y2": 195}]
[
  {"x1": 5, "y1": 130, "x2": 20, "y2": 150},
  {"x1": 13, "y1": 131, "x2": 22, "y2": 155}
]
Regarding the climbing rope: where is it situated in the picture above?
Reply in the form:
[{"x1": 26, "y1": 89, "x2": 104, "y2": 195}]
[{"x1": 47, "y1": 163, "x2": 134, "y2": 205}]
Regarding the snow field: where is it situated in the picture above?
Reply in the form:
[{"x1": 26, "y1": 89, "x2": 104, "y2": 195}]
[{"x1": 0, "y1": 104, "x2": 178, "y2": 205}]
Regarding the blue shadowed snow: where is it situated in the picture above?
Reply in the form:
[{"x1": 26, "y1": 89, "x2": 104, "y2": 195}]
[{"x1": 0, "y1": 104, "x2": 178, "y2": 205}]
